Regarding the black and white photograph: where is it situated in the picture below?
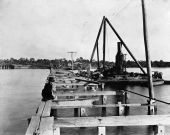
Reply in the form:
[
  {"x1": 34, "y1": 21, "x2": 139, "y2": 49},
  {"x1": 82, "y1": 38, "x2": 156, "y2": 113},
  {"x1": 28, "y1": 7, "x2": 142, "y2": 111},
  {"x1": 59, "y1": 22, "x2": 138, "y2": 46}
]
[{"x1": 0, "y1": 0, "x2": 170, "y2": 135}]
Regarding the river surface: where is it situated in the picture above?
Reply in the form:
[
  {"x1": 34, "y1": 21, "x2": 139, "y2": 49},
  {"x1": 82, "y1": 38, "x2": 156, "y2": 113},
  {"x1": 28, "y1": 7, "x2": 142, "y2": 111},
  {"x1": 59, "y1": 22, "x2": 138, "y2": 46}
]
[{"x1": 0, "y1": 68, "x2": 170, "y2": 135}]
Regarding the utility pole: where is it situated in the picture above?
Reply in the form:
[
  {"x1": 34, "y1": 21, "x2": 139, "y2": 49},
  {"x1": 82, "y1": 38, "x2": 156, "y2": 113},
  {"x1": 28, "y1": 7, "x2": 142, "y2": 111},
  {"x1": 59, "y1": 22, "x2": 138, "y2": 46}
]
[
  {"x1": 67, "y1": 52, "x2": 76, "y2": 71},
  {"x1": 141, "y1": 0, "x2": 155, "y2": 115}
]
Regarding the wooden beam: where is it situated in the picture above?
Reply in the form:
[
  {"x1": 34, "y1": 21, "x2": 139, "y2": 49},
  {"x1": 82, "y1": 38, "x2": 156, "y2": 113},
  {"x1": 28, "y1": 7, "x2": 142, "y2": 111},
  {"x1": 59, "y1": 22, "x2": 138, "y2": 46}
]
[
  {"x1": 53, "y1": 90, "x2": 117, "y2": 97},
  {"x1": 52, "y1": 98, "x2": 98, "y2": 108},
  {"x1": 54, "y1": 115, "x2": 170, "y2": 127},
  {"x1": 54, "y1": 82, "x2": 99, "y2": 86},
  {"x1": 53, "y1": 76, "x2": 73, "y2": 79},
  {"x1": 55, "y1": 78, "x2": 76, "y2": 81},
  {"x1": 51, "y1": 102, "x2": 153, "y2": 109},
  {"x1": 25, "y1": 116, "x2": 40, "y2": 135},
  {"x1": 54, "y1": 88, "x2": 78, "y2": 91},
  {"x1": 54, "y1": 83, "x2": 86, "y2": 86},
  {"x1": 42, "y1": 101, "x2": 52, "y2": 117},
  {"x1": 39, "y1": 117, "x2": 54, "y2": 135},
  {"x1": 53, "y1": 97, "x2": 98, "y2": 102}
]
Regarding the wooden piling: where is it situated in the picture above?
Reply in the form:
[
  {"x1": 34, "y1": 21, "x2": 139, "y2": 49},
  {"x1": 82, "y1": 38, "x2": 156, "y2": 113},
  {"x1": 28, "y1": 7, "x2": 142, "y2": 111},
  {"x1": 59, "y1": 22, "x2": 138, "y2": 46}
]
[
  {"x1": 51, "y1": 109, "x2": 57, "y2": 118},
  {"x1": 117, "y1": 102, "x2": 124, "y2": 116},
  {"x1": 98, "y1": 127, "x2": 106, "y2": 135},
  {"x1": 101, "y1": 83, "x2": 106, "y2": 116},
  {"x1": 154, "y1": 125, "x2": 165, "y2": 135},
  {"x1": 74, "y1": 108, "x2": 80, "y2": 117},
  {"x1": 116, "y1": 91, "x2": 125, "y2": 116},
  {"x1": 80, "y1": 108, "x2": 87, "y2": 117}
]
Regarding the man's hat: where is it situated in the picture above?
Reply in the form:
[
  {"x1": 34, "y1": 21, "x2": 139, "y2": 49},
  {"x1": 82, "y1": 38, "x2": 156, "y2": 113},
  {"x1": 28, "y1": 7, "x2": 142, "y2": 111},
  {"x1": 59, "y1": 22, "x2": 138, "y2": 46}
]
[{"x1": 48, "y1": 77, "x2": 55, "y2": 82}]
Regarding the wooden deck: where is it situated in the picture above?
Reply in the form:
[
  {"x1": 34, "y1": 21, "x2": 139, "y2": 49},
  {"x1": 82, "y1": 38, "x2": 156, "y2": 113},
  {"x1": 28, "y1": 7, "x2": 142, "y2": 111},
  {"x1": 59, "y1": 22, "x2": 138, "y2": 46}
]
[
  {"x1": 26, "y1": 100, "x2": 170, "y2": 135},
  {"x1": 25, "y1": 70, "x2": 170, "y2": 135}
]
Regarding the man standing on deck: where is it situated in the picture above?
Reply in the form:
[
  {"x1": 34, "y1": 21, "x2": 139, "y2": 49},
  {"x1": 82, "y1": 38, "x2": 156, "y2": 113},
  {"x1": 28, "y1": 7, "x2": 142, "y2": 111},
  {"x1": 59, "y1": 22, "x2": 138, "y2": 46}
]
[{"x1": 41, "y1": 77, "x2": 55, "y2": 101}]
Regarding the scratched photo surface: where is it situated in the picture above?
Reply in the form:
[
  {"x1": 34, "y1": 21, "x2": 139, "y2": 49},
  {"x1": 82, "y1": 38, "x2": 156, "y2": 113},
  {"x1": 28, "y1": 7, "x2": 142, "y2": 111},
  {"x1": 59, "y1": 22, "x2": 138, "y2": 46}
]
[{"x1": 0, "y1": 0, "x2": 170, "y2": 135}]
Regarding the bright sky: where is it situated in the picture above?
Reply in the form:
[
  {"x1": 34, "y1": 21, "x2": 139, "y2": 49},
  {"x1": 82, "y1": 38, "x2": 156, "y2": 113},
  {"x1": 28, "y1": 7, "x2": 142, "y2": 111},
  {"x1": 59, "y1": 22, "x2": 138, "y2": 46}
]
[{"x1": 0, "y1": 0, "x2": 170, "y2": 61}]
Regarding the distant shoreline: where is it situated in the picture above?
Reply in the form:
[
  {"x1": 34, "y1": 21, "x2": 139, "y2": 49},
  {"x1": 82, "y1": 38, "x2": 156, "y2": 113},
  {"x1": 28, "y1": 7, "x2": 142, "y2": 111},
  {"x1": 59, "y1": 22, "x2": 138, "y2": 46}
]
[
  {"x1": 1, "y1": 65, "x2": 170, "y2": 70},
  {"x1": 1, "y1": 58, "x2": 170, "y2": 69}
]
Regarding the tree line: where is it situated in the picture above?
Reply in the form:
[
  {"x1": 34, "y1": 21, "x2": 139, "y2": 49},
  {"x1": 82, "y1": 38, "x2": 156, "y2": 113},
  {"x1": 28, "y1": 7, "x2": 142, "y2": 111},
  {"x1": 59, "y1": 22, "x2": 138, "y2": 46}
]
[{"x1": 0, "y1": 57, "x2": 170, "y2": 69}]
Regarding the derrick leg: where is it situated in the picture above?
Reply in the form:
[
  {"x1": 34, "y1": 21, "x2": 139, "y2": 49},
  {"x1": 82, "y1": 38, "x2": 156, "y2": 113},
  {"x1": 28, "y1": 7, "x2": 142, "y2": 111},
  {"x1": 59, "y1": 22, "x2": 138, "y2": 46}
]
[{"x1": 116, "y1": 91, "x2": 129, "y2": 116}]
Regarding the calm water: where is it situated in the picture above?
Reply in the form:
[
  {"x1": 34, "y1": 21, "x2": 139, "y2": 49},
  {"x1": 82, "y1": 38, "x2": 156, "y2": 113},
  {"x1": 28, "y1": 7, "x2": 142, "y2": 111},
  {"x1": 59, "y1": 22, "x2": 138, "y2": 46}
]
[
  {"x1": 0, "y1": 69, "x2": 49, "y2": 135},
  {"x1": 1, "y1": 68, "x2": 170, "y2": 135}
]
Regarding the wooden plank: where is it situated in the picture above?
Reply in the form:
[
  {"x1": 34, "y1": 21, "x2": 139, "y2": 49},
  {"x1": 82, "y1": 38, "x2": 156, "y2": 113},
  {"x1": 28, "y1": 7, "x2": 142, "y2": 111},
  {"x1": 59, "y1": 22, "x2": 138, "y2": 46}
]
[
  {"x1": 54, "y1": 82, "x2": 98, "y2": 86},
  {"x1": 52, "y1": 98, "x2": 99, "y2": 108},
  {"x1": 53, "y1": 97, "x2": 97, "y2": 102},
  {"x1": 54, "y1": 83, "x2": 87, "y2": 86},
  {"x1": 54, "y1": 88, "x2": 78, "y2": 91},
  {"x1": 53, "y1": 77, "x2": 74, "y2": 79},
  {"x1": 55, "y1": 78, "x2": 76, "y2": 80},
  {"x1": 42, "y1": 101, "x2": 52, "y2": 117},
  {"x1": 53, "y1": 76, "x2": 84, "y2": 79},
  {"x1": 36, "y1": 102, "x2": 46, "y2": 116},
  {"x1": 54, "y1": 87, "x2": 99, "y2": 92},
  {"x1": 52, "y1": 102, "x2": 153, "y2": 109},
  {"x1": 25, "y1": 116, "x2": 40, "y2": 135},
  {"x1": 54, "y1": 90, "x2": 116, "y2": 97},
  {"x1": 54, "y1": 115, "x2": 170, "y2": 127},
  {"x1": 39, "y1": 117, "x2": 54, "y2": 135}
]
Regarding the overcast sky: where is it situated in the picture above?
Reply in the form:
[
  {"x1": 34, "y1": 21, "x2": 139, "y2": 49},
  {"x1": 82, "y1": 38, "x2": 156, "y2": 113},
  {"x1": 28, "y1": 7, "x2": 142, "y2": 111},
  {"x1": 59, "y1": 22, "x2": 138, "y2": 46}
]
[{"x1": 0, "y1": 0, "x2": 170, "y2": 61}]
